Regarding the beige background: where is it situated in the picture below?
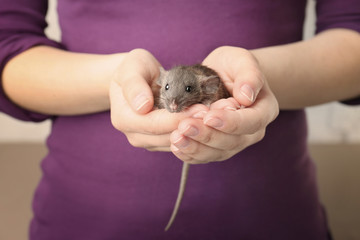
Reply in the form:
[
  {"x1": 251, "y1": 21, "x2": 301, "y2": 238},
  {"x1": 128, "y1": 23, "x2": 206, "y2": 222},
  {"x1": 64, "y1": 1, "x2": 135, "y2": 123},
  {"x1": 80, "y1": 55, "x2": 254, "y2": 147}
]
[{"x1": 0, "y1": 0, "x2": 359, "y2": 239}]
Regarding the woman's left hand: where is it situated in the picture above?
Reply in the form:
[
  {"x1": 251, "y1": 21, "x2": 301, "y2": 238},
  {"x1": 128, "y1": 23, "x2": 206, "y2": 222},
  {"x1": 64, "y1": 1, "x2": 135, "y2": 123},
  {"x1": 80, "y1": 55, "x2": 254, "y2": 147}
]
[{"x1": 170, "y1": 46, "x2": 279, "y2": 164}]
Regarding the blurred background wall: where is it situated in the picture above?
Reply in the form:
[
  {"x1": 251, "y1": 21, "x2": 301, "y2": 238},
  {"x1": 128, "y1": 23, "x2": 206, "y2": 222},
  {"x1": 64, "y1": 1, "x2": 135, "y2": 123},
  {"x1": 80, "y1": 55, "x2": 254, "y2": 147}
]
[{"x1": 0, "y1": 0, "x2": 359, "y2": 240}]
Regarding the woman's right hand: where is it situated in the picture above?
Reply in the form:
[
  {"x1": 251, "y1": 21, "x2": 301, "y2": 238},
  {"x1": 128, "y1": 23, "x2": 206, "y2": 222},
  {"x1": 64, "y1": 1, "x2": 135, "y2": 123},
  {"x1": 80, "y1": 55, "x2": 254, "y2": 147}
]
[{"x1": 109, "y1": 49, "x2": 208, "y2": 152}]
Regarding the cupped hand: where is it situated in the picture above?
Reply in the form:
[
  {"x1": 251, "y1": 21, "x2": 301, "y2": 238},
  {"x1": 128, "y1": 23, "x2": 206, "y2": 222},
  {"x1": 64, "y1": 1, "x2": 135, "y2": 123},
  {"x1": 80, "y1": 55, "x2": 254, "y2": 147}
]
[
  {"x1": 170, "y1": 46, "x2": 279, "y2": 163},
  {"x1": 109, "y1": 48, "x2": 208, "y2": 151}
]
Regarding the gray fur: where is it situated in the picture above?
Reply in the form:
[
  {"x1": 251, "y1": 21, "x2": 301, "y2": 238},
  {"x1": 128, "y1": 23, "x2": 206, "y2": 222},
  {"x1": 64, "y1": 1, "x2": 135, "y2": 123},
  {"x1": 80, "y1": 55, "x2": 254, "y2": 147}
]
[{"x1": 156, "y1": 64, "x2": 230, "y2": 113}]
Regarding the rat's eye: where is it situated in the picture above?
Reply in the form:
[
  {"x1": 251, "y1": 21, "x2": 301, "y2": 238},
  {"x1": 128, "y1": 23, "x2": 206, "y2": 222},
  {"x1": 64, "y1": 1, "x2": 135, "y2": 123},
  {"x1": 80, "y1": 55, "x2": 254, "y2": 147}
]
[
  {"x1": 185, "y1": 86, "x2": 192, "y2": 92},
  {"x1": 165, "y1": 84, "x2": 169, "y2": 90}
]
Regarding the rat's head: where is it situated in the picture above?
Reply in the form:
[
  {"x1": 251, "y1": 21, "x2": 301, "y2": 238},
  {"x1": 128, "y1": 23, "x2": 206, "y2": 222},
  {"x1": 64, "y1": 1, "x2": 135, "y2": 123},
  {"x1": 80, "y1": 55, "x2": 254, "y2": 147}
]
[
  {"x1": 157, "y1": 65, "x2": 222, "y2": 113},
  {"x1": 157, "y1": 66, "x2": 201, "y2": 112}
]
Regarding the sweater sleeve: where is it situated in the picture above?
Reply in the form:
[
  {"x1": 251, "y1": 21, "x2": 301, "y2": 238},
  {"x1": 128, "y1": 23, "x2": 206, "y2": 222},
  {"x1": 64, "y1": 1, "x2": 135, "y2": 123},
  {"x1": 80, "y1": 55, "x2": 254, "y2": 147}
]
[
  {"x1": 316, "y1": 0, "x2": 360, "y2": 34},
  {"x1": 0, "y1": 0, "x2": 64, "y2": 122},
  {"x1": 316, "y1": 0, "x2": 360, "y2": 105}
]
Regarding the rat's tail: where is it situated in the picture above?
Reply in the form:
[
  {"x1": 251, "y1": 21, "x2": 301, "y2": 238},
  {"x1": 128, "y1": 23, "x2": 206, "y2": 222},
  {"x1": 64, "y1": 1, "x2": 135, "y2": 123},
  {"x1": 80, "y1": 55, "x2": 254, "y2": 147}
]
[{"x1": 164, "y1": 162, "x2": 190, "y2": 231}]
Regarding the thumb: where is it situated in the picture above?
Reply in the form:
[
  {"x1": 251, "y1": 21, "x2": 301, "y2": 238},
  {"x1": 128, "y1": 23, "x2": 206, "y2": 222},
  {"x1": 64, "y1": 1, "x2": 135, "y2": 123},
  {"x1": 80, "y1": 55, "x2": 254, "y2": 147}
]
[
  {"x1": 122, "y1": 75, "x2": 154, "y2": 114},
  {"x1": 233, "y1": 69, "x2": 265, "y2": 107},
  {"x1": 116, "y1": 49, "x2": 161, "y2": 114}
]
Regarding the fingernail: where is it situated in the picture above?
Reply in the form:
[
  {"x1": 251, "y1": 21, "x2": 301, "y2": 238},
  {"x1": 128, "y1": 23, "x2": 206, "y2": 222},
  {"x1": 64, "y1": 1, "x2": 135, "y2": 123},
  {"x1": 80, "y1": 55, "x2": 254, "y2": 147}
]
[
  {"x1": 133, "y1": 93, "x2": 150, "y2": 111},
  {"x1": 171, "y1": 144, "x2": 180, "y2": 152},
  {"x1": 225, "y1": 106, "x2": 237, "y2": 111},
  {"x1": 183, "y1": 126, "x2": 199, "y2": 137},
  {"x1": 192, "y1": 111, "x2": 207, "y2": 119},
  {"x1": 240, "y1": 84, "x2": 255, "y2": 102},
  {"x1": 173, "y1": 136, "x2": 189, "y2": 149},
  {"x1": 204, "y1": 117, "x2": 223, "y2": 128}
]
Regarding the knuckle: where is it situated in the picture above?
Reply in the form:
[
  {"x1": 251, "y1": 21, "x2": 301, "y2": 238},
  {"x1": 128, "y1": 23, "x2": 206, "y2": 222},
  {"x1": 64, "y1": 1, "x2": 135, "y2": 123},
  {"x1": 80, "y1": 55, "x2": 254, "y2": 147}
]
[
  {"x1": 122, "y1": 78, "x2": 141, "y2": 99},
  {"x1": 211, "y1": 151, "x2": 229, "y2": 162},
  {"x1": 127, "y1": 137, "x2": 138, "y2": 148},
  {"x1": 126, "y1": 135, "x2": 144, "y2": 148},
  {"x1": 130, "y1": 48, "x2": 150, "y2": 56},
  {"x1": 200, "y1": 131, "x2": 213, "y2": 145},
  {"x1": 215, "y1": 153, "x2": 231, "y2": 162},
  {"x1": 146, "y1": 147, "x2": 157, "y2": 152},
  {"x1": 272, "y1": 104, "x2": 280, "y2": 121},
  {"x1": 110, "y1": 117, "x2": 120, "y2": 130},
  {"x1": 181, "y1": 142, "x2": 198, "y2": 155},
  {"x1": 259, "y1": 73, "x2": 266, "y2": 86},
  {"x1": 249, "y1": 117, "x2": 265, "y2": 134},
  {"x1": 183, "y1": 158, "x2": 194, "y2": 164},
  {"x1": 111, "y1": 117, "x2": 124, "y2": 131},
  {"x1": 227, "y1": 120, "x2": 240, "y2": 134},
  {"x1": 258, "y1": 117, "x2": 267, "y2": 130},
  {"x1": 148, "y1": 122, "x2": 165, "y2": 136},
  {"x1": 245, "y1": 69, "x2": 264, "y2": 87},
  {"x1": 176, "y1": 153, "x2": 193, "y2": 163},
  {"x1": 198, "y1": 160, "x2": 211, "y2": 164},
  {"x1": 111, "y1": 114, "x2": 133, "y2": 133},
  {"x1": 224, "y1": 139, "x2": 240, "y2": 151},
  {"x1": 209, "y1": 46, "x2": 235, "y2": 60},
  {"x1": 213, "y1": 46, "x2": 230, "y2": 54},
  {"x1": 255, "y1": 129, "x2": 266, "y2": 142},
  {"x1": 146, "y1": 147, "x2": 167, "y2": 152}
]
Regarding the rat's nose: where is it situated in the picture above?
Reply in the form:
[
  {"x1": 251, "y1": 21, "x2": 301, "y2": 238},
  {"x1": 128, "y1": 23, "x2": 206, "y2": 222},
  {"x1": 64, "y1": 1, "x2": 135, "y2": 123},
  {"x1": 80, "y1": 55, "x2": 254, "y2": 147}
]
[{"x1": 169, "y1": 100, "x2": 178, "y2": 112}]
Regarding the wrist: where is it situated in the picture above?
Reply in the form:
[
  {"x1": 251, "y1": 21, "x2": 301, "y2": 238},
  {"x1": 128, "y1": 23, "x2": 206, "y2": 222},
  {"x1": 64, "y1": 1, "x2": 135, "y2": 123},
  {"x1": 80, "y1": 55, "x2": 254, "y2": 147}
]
[{"x1": 99, "y1": 52, "x2": 127, "y2": 108}]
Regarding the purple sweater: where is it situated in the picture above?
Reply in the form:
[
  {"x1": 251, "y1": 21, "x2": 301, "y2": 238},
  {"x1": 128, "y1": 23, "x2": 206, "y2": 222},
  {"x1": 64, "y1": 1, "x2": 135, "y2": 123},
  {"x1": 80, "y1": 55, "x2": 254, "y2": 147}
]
[{"x1": 1, "y1": 0, "x2": 359, "y2": 239}]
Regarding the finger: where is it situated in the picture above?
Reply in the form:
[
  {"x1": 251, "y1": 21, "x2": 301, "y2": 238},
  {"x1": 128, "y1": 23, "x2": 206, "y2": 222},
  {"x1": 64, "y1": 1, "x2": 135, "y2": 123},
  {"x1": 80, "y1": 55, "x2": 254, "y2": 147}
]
[
  {"x1": 117, "y1": 49, "x2": 161, "y2": 114},
  {"x1": 203, "y1": 86, "x2": 278, "y2": 135},
  {"x1": 170, "y1": 145, "x2": 194, "y2": 162},
  {"x1": 111, "y1": 85, "x2": 176, "y2": 135},
  {"x1": 170, "y1": 130, "x2": 232, "y2": 164},
  {"x1": 171, "y1": 127, "x2": 266, "y2": 164},
  {"x1": 203, "y1": 47, "x2": 265, "y2": 107},
  {"x1": 209, "y1": 97, "x2": 242, "y2": 111},
  {"x1": 232, "y1": 65, "x2": 265, "y2": 107},
  {"x1": 125, "y1": 132, "x2": 171, "y2": 150},
  {"x1": 147, "y1": 146, "x2": 172, "y2": 152},
  {"x1": 176, "y1": 118, "x2": 244, "y2": 151}
]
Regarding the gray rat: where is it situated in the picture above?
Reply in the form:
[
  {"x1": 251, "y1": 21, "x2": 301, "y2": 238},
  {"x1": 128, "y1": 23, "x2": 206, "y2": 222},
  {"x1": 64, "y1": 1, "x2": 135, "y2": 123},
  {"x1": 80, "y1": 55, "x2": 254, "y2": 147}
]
[
  {"x1": 155, "y1": 64, "x2": 230, "y2": 113},
  {"x1": 154, "y1": 64, "x2": 231, "y2": 231}
]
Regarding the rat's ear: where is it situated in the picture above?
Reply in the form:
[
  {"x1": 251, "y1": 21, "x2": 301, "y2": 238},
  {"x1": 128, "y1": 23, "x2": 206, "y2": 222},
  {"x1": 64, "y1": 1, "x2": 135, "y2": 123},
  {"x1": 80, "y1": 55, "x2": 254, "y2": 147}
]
[
  {"x1": 200, "y1": 75, "x2": 220, "y2": 94},
  {"x1": 156, "y1": 67, "x2": 167, "y2": 86}
]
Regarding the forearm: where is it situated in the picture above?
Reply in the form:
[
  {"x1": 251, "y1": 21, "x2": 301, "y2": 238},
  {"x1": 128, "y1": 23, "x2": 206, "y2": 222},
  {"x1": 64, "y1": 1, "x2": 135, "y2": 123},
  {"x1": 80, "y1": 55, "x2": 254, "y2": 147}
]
[
  {"x1": 251, "y1": 29, "x2": 360, "y2": 109},
  {"x1": 2, "y1": 46, "x2": 126, "y2": 115}
]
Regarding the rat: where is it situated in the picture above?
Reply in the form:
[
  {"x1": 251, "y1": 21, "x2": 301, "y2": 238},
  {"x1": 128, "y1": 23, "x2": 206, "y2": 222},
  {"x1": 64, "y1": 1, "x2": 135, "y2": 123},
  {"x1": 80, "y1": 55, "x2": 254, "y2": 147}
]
[{"x1": 154, "y1": 64, "x2": 231, "y2": 231}]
